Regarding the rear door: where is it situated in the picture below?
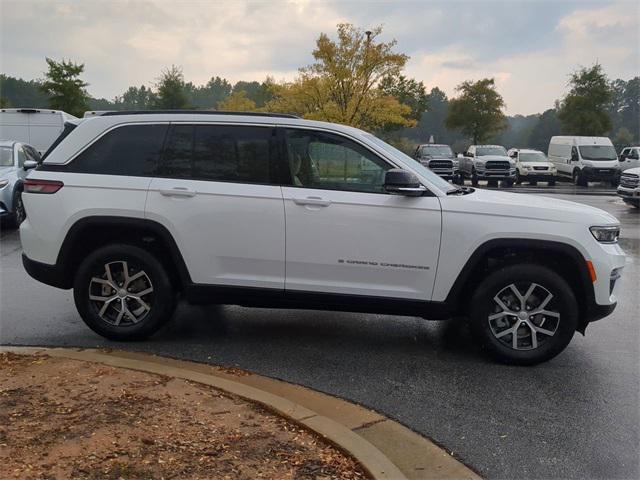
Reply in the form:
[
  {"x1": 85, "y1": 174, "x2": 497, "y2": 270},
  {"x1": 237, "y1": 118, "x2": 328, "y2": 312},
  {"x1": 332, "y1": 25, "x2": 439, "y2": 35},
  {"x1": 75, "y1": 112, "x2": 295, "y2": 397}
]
[
  {"x1": 279, "y1": 127, "x2": 441, "y2": 300},
  {"x1": 145, "y1": 123, "x2": 286, "y2": 289}
]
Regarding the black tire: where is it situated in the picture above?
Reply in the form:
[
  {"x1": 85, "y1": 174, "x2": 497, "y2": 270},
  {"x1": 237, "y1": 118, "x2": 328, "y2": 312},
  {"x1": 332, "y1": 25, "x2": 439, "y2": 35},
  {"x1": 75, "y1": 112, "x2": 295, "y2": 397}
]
[
  {"x1": 573, "y1": 169, "x2": 587, "y2": 187},
  {"x1": 73, "y1": 244, "x2": 176, "y2": 341},
  {"x1": 468, "y1": 264, "x2": 578, "y2": 365},
  {"x1": 515, "y1": 172, "x2": 522, "y2": 185},
  {"x1": 10, "y1": 190, "x2": 26, "y2": 228},
  {"x1": 502, "y1": 179, "x2": 514, "y2": 188},
  {"x1": 471, "y1": 169, "x2": 479, "y2": 186},
  {"x1": 529, "y1": 180, "x2": 538, "y2": 186},
  {"x1": 548, "y1": 178, "x2": 556, "y2": 186}
]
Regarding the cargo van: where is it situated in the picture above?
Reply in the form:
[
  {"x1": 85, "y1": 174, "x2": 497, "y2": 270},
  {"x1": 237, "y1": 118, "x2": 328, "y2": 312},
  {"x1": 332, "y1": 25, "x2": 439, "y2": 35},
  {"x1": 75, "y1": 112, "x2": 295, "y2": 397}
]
[
  {"x1": 0, "y1": 108, "x2": 78, "y2": 154},
  {"x1": 548, "y1": 136, "x2": 619, "y2": 187}
]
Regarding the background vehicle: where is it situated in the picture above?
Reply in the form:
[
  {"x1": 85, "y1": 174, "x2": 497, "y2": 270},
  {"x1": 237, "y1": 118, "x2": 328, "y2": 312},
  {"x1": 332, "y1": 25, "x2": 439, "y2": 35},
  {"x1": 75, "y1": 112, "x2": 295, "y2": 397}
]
[
  {"x1": 617, "y1": 167, "x2": 640, "y2": 208},
  {"x1": 0, "y1": 140, "x2": 40, "y2": 226},
  {"x1": 548, "y1": 136, "x2": 620, "y2": 187},
  {"x1": 459, "y1": 145, "x2": 516, "y2": 186},
  {"x1": 0, "y1": 108, "x2": 78, "y2": 154},
  {"x1": 618, "y1": 146, "x2": 640, "y2": 172},
  {"x1": 413, "y1": 143, "x2": 456, "y2": 180},
  {"x1": 20, "y1": 111, "x2": 625, "y2": 365},
  {"x1": 507, "y1": 148, "x2": 557, "y2": 185}
]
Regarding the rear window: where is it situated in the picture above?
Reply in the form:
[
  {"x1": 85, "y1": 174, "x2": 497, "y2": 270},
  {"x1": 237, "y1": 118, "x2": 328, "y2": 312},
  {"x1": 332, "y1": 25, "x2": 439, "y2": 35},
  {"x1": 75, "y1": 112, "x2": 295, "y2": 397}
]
[
  {"x1": 69, "y1": 124, "x2": 168, "y2": 176},
  {"x1": 158, "y1": 124, "x2": 274, "y2": 184}
]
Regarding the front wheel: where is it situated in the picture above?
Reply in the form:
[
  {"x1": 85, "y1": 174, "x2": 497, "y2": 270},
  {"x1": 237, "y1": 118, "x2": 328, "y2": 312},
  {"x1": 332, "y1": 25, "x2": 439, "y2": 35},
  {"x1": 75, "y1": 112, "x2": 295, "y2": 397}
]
[
  {"x1": 468, "y1": 264, "x2": 578, "y2": 365},
  {"x1": 548, "y1": 178, "x2": 556, "y2": 186},
  {"x1": 471, "y1": 169, "x2": 479, "y2": 186},
  {"x1": 573, "y1": 169, "x2": 587, "y2": 187},
  {"x1": 73, "y1": 244, "x2": 177, "y2": 341},
  {"x1": 10, "y1": 190, "x2": 26, "y2": 228}
]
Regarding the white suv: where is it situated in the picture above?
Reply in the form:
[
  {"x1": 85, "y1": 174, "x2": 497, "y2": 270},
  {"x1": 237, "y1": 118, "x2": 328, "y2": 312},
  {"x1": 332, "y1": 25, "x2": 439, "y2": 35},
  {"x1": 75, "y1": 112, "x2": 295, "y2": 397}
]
[
  {"x1": 459, "y1": 145, "x2": 516, "y2": 186},
  {"x1": 20, "y1": 112, "x2": 626, "y2": 365},
  {"x1": 507, "y1": 148, "x2": 557, "y2": 186}
]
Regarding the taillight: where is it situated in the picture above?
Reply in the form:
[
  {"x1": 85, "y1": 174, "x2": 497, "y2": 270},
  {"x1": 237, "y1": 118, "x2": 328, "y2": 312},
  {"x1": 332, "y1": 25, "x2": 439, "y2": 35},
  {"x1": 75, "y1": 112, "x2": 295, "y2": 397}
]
[{"x1": 23, "y1": 179, "x2": 64, "y2": 194}]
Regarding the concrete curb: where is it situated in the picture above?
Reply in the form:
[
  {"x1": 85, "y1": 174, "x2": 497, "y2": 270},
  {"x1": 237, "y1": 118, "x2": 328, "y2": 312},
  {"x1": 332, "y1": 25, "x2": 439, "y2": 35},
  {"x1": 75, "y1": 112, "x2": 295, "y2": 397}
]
[{"x1": 1, "y1": 346, "x2": 481, "y2": 480}]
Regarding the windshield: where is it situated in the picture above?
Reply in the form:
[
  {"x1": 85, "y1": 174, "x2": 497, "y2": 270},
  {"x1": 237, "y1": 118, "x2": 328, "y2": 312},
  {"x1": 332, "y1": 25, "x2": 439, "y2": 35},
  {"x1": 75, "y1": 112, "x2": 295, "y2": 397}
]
[
  {"x1": 476, "y1": 146, "x2": 507, "y2": 157},
  {"x1": 0, "y1": 147, "x2": 13, "y2": 166},
  {"x1": 579, "y1": 145, "x2": 617, "y2": 161},
  {"x1": 519, "y1": 152, "x2": 547, "y2": 163},
  {"x1": 421, "y1": 145, "x2": 453, "y2": 157},
  {"x1": 364, "y1": 134, "x2": 453, "y2": 193}
]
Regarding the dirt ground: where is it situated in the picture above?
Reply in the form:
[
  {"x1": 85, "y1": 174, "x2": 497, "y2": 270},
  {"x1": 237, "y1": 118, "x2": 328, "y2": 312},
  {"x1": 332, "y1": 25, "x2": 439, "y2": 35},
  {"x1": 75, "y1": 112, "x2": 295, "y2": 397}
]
[{"x1": 0, "y1": 352, "x2": 368, "y2": 480}]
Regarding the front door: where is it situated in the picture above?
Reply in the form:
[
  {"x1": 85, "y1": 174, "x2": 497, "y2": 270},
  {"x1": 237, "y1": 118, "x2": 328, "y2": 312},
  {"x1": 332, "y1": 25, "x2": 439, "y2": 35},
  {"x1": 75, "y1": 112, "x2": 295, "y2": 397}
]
[
  {"x1": 280, "y1": 128, "x2": 442, "y2": 301},
  {"x1": 145, "y1": 123, "x2": 286, "y2": 289}
]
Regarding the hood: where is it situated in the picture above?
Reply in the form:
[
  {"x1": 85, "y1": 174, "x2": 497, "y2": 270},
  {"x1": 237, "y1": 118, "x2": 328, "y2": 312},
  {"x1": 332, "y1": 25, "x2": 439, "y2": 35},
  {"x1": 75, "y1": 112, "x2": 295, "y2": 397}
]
[
  {"x1": 519, "y1": 161, "x2": 554, "y2": 167},
  {"x1": 443, "y1": 188, "x2": 618, "y2": 225},
  {"x1": 476, "y1": 155, "x2": 512, "y2": 162},
  {"x1": 422, "y1": 154, "x2": 454, "y2": 160}
]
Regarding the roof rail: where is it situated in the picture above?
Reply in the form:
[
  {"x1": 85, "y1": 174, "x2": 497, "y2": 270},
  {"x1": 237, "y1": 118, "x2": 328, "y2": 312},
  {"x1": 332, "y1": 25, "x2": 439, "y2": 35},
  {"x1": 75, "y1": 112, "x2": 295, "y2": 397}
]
[{"x1": 99, "y1": 110, "x2": 300, "y2": 119}]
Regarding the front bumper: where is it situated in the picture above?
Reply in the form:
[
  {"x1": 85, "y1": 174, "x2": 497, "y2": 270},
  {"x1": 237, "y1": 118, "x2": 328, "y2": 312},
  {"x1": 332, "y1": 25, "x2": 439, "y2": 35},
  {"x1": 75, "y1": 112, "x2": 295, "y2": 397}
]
[
  {"x1": 617, "y1": 186, "x2": 640, "y2": 199},
  {"x1": 476, "y1": 170, "x2": 516, "y2": 180},
  {"x1": 582, "y1": 167, "x2": 619, "y2": 181}
]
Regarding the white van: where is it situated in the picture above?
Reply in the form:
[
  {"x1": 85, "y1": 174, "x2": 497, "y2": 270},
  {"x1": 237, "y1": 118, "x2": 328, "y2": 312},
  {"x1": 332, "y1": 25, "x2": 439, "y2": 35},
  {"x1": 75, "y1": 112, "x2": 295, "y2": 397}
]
[
  {"x1": 548, "y1": 136, "x2": 620, "y2": 187},
  {"x1": 0, "y1": 108, "x2": 78, "y2": 154}
]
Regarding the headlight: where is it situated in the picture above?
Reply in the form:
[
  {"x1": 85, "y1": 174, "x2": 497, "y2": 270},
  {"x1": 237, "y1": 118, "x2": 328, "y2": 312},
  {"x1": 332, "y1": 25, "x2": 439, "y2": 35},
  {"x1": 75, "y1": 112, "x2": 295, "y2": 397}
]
[
  {"x1": 0, "y1": 179, "x2": 8, "y2": 189},
  {"x1": 523, "y1": 165, "x2": 532, "y2": 170},
  {"x1": 590, "y1": 226, "x2": 620, "y2": 243}
]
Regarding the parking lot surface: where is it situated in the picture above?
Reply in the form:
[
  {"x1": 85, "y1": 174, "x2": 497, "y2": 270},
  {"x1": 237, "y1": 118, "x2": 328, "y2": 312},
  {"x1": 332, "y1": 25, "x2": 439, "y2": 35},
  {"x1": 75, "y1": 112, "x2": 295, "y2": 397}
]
[{"x1": 1, "y1": 190, "x2": 638, "y2": 480}]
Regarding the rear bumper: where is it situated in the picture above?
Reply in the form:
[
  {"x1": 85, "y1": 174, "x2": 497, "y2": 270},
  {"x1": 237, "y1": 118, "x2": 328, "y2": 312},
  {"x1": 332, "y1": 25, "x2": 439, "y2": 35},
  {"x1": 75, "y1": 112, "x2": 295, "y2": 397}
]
[{"x1": 22, "y1": 253, "x2": 70, "y2": 289}]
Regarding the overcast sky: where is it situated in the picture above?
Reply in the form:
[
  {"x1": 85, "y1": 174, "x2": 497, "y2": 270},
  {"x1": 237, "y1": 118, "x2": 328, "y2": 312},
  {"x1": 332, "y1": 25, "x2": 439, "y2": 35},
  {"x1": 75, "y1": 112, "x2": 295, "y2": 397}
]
[{"x1": 1, "y1": 0, "x2": 638, "y2": 115}]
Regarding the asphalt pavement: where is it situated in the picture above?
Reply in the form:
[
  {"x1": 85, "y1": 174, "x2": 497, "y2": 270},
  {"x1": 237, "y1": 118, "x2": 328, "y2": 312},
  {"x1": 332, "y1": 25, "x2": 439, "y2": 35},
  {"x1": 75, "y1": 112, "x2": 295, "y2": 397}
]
[{"x1": 1, "y1": 188, "x2": 638, "y2": 480}]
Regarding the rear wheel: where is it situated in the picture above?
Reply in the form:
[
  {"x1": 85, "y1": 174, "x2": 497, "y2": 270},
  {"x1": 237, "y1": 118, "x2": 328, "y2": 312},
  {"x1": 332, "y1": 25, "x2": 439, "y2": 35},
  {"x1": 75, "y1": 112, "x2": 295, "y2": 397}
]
[
  {"x1": 10, "y1": 190, "x2": 26, "y2": 228},
  {"x1": 468, "y1": 264, "x2": 577, "y2": 365},
  {"x1": 73, "y1": 244, "x2": 176, "y2": 340}
]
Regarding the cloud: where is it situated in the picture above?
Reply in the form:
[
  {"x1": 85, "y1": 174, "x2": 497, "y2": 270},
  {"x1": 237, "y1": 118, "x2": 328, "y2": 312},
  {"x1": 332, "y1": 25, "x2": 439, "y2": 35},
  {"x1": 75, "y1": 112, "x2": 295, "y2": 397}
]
[{"x1": 0, "y1": 0, "x2": 637, "y2": 114}]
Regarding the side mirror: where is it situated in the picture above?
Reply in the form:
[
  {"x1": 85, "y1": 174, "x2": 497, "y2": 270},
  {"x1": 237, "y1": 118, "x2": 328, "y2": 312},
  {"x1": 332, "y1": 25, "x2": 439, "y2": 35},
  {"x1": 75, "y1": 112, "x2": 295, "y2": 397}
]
[
  {"x1": 384, "y1": 169, "x2": 426, "y2": 197},
  {"x1": 23, "y1": 160, "x2": 38, "y2": 171}
]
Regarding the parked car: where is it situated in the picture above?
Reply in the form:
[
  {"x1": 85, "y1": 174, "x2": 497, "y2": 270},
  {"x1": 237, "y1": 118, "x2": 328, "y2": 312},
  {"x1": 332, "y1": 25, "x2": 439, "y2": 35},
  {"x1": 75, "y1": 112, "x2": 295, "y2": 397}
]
[
  {"x1": 618, "y1": 146, "x2": 640, "y2": 172},
  {"x1": 507, "y1": 148, "x2": 557, "y2": 185},
  {"x1": 458, "y1": 145, "x2": 516, "y2": 186},
  {"x1": 0, "y1": 140, "x2": 40, "y2": 226},
  {"x1": 617, "y1": 167, "x2": 640, "y2": 208},
  {"x1": 20, "y1": 111, "x2": 625, "y2": 365},
  {"x1": 413, "y1": 143, "x2": 457, "y2": 180},
  {"x1": 0, "y1": 108, "x2": 78, "y2": 155},
  {"x1": 548, "y1": 136, "x2": 619, "y2": 187}
]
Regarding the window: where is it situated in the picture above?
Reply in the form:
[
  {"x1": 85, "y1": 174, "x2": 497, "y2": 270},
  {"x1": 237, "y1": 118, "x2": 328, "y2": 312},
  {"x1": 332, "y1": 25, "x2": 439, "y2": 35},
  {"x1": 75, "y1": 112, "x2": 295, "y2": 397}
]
[
  {"x1": 628, "y1": 149, "x2": 639, "y2": 160},
  {"x1": 17, "y1": 146, "x2": 27, "y2": 168},
  {"x1": 24, "y1": 145, "x2": 41, "y2": 163},
  {"x1": 579, "y1": 145, "x2": 617, "y2": 161},
  {"x1": 158, "y1": 124, "x2": 274, "y2": 184},
  {"x1": 0, "y1": 147, "x2": 13, "y2": 166},
  {"x1": 70, "y1": 124, "x2": 168, "y2": 176},
  {"x1": 284, "y1": 129, "x2": 391, "y2": 194},
  {"x1": 476, "y1": 146, "x2": 508, "y2": 157}
]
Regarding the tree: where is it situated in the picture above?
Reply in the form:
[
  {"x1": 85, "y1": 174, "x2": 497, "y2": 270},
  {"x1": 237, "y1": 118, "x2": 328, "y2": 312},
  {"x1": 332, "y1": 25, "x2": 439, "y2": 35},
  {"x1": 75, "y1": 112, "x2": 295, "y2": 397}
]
[
  {"x1": 527, "y1": 108, "x2": 561, "y2": 152},
  {"x1": 217, "y1": 90, "x2": 257, "y2": 112},
  {"x1": 232, "y1": 80, "x2": 274, "y2": 108},
  {"x1": 613, "y1": 127, "x2": 634, "y2": 152},
  {"x1": 379, "y1": 75, "x2": 428, "y2": 121},
  {"x1": 558, "y1": 64, "x2": 612, "y2": 136},
  {"x1": 184, "y1": 76, "x2": 232, "y2": 109},
  {"x1": 445, "y1": 78, "x2": 506, "y2": 144},
  {"x1": 40, "y1": 58, "x2": 89, "y2": 117},
  {"x1": 114, "y1": 85, "x2": 156, "y2": 110},
  {"x1": 266, "y1": 23, "x2": 415, "y2": 131},
  {"x1": 0, "y1": 96, "x2": 9, "y2": 108},
  {"x1": 155, "y1": 66, "x2": 189, "y2": 109}
]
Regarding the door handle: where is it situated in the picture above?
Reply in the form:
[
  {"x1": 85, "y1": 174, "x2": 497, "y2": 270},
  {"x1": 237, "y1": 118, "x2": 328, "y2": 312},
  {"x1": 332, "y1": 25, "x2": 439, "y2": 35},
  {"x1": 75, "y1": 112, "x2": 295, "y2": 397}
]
[
  {"x1": 292, "y1": 196, "x2": 331, "y2": 207},
  {"x1": 159, "y1": 187, "x2": 197, "y2": 197}
]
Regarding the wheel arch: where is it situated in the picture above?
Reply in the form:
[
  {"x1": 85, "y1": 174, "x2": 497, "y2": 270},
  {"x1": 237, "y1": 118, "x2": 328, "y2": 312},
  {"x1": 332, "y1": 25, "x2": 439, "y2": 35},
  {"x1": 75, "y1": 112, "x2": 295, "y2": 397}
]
[
  {"x1": 445, "y1": 238, "x2": 594, "y2": 332},
  {"x1": 55, "y1": 216, "x2": 192, "y2": 291}
]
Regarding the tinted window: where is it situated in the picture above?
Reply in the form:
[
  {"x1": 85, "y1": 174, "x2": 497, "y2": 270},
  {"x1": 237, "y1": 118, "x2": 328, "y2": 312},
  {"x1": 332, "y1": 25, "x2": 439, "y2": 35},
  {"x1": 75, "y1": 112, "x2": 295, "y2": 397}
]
[
  {"x1": 71, "y1": 124, "x2": 168, "y2": 176},
  {"x1": 284, "y1": 129, "x2": 391, "y2": 193},
  {"x1": 158, "y1": 124, "x2": 273, "y2": 184}
]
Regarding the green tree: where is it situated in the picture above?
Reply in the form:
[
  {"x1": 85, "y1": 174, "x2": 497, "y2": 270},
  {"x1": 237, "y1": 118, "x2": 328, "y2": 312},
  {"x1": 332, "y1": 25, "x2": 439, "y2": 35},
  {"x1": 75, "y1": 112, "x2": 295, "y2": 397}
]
[
  {"x1": 558, "y1": 64, "x2": 612, "y2": 136},
  {"x1": 0, "y1": 96, "x2": 9, "y2": 108},
  {"x1": 217, "y1": 90, "x2": 257, "y2": 112},
  {"x1": 0, "y1": 74, "x2": 51, "y2": 107},
  {"x1": 232, "y1": 80, "x2": 274, "y2": 108},
  {"x1": 612, "y1": 127, "x2": 634, "y2": 151},
  {"x1": 115, "y1": 85, "x2": 156, "y2": 110},
  {"x1": 445, "y1": 78, "x2": 506, "y2": 144},
  {"x1": 184, "y1": 76, "x2": 232, "y2": 109},
  {"x1": 267, "y1": 23, "x2": 414, "y2": 131},
  {"x1": 155, "y1": 66, "x2": 189, "y2": 109},
  {"x1": 379, "y1": 74, "x2": 428, "y2": 121},
  {"x1": 527, "y1": 107, "x2": 561, "y2": 152},
  {"x1": 40, "y1": 58, "x2": 89, "y2": 117}
]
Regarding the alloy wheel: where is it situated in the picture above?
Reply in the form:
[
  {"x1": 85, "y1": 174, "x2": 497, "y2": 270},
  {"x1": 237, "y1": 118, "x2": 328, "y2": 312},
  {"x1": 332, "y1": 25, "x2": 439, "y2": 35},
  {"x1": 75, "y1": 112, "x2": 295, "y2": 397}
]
[
  {"x1": 88, "y1": 261, "x2": 154, "y2": 326},
  {"x1": 488, "y1": 282, "x2": 560, "y2": 350}
]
